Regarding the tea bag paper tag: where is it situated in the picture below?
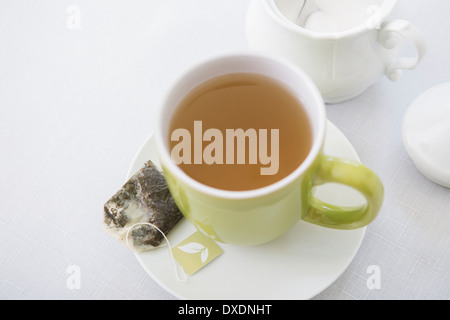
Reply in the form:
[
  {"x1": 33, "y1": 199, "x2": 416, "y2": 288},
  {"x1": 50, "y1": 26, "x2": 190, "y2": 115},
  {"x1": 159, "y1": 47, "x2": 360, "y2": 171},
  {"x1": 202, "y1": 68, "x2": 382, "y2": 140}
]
[{"x1": 172, "y1": 230, "x2": 223, "y2": 276}]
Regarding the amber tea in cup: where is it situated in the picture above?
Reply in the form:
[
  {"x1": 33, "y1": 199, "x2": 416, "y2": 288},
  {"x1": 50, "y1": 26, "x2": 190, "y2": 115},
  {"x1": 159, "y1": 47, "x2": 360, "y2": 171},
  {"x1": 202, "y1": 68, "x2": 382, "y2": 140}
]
[{"x1": 168, "y1": 73, "x2": 312, "y2": 191}]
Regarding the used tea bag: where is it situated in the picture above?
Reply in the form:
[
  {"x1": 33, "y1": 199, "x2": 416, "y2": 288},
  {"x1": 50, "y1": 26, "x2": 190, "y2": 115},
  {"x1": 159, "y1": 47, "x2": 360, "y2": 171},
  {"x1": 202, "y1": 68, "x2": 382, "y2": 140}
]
[{"x1": 103, "y1": 161, "x2": 183, "y2": 252}]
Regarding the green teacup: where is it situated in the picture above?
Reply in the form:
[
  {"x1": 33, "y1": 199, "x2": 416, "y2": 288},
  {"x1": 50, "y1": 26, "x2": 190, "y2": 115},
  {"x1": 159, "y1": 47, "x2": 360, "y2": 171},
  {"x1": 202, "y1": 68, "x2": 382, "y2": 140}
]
[{"x1": 155, "y1": 53, "x2": 384, "y2": 246}]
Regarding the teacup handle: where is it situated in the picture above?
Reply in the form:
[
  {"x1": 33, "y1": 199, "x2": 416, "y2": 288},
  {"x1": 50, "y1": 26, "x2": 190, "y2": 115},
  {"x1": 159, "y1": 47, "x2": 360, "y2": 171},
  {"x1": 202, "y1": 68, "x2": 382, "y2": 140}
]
[
  {"x1": 303, "y1": 156, "x2": 384, "y2": 230},
  {"x1": 378, "y1": 19, "x2": 427, "y2": 81}
]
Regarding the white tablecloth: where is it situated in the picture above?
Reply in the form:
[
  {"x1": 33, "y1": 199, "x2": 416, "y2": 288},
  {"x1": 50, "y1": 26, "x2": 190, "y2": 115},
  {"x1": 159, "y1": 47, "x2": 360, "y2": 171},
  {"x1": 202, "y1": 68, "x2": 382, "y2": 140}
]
[{"x1": 0, "y1": 0, "x2": 449, "y2": 300}]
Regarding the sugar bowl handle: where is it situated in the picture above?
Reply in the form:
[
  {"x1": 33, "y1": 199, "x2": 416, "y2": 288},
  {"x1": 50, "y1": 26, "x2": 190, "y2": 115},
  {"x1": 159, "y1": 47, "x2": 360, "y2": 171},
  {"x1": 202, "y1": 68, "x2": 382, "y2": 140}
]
[{"x1": 378, "y1": 19, "x2": 427, "y2": 81}]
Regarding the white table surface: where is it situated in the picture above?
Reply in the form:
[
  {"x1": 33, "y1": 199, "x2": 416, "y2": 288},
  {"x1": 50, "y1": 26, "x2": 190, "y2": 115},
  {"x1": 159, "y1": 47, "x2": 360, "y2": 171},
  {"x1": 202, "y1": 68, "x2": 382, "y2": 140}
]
[{"x1": 0, "y1": 0, "x2": 449, "y2": 300}]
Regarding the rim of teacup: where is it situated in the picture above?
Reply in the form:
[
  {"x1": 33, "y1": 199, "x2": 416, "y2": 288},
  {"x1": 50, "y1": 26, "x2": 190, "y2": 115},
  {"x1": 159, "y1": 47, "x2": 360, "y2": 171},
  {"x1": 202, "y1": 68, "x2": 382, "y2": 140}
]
[
  {"x1": 155, "y1": 52, "x2": 326, "y2": 200},
  {"x1": 264, "y1": 0, "x2": 398, "y2": 40}
]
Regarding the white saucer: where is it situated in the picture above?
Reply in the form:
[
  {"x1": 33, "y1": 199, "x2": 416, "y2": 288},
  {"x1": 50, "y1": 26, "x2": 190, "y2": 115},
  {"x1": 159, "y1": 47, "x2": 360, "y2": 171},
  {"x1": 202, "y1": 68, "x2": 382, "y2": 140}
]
[{"x1": 127, "y1": 121, "x2": 366, "y2": 300}]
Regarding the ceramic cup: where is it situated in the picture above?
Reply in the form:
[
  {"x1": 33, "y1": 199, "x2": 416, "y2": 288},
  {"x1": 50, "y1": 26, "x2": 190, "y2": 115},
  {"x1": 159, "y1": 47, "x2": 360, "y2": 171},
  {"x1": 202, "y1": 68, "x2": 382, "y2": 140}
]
[
  {"x1": 246, "y1": 0, "x2": 427, "y2": 103},
  {"x1": 155, "y1": 53, "x2": 384, "y2": 246}
]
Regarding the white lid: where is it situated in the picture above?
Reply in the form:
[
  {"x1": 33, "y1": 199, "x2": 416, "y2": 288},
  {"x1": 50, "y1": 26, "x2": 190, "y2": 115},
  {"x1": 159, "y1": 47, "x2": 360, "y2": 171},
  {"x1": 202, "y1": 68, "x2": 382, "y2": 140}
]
[{"x1": 403, "y1": 83, "x2": 450, "y2": 188}]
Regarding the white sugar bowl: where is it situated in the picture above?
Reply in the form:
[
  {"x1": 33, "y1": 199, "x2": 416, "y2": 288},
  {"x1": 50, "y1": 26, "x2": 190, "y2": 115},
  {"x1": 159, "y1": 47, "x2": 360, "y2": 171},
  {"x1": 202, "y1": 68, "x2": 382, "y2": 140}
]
[{"x1": 246, "y1": 0, "x2": 427, "y2": 103}]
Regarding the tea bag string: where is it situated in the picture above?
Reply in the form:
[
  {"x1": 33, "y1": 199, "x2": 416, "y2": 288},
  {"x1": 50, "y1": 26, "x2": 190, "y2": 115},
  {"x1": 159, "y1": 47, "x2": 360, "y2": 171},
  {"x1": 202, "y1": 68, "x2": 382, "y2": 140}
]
[{"x1": 125, "y1": 223, "x2": 187, "y2": 282}]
